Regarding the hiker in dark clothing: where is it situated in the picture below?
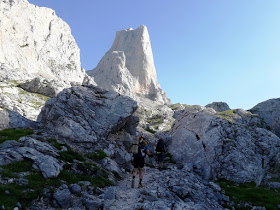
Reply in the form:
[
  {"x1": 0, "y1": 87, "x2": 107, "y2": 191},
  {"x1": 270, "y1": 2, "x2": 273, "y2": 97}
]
[
  {"x1": 156, "y1": 138, "x2": 166, "y2": 170},
  {"x1": 130, "y1": 136, "x2": 150, "y2": 188}
]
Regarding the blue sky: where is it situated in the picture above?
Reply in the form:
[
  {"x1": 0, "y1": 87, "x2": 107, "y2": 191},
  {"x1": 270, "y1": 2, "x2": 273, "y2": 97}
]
[{"x1": 28, "y1": 0, "x2": 280, "y2": 110}]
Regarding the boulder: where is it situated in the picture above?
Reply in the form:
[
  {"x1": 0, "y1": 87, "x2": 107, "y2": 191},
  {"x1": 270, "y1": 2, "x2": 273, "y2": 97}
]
[
  {"x1": 87, "y1": 25, "x2": 170, "y2": 104},
  {"x1": 0, "y1": 109, "x2": 36, "y2": 130},
  {"x1": 169, "y1": 105, "x2": 280, "y2": 185},
  {"x1": 249, "y1": 98, "x2": 280, "y2": 136},
  {"x1": 20, "y1": 77, "x2": 72, "y2": 98},
  {"x1": 19, "y1": 137, "x2": 59, "y2": 157},
  {"x1": 53, "y1": 184, "x2": 72, "y2": 209},
  {"x1": 0, "y1": 0, "x2": 87, "y2": 84},
  {"x1": 37, "y1": 86, "x2": 138, "y2": 143},
  {"x1": 205, "y1": 102, "x2": 230, "y2": 112},
  {"x1": 0, "y1": 140, "x2": 63, "y2": 178},
  {"x1": 17, "y1": 147, "x2": 63, "y2": 179}
]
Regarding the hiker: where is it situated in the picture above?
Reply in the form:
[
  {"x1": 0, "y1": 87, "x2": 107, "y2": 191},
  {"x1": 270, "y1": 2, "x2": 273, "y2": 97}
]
[
  {"x1": 130, "y1": 135, "x2": 150, "y2": 188},
  {"x1": 156, "y1": 138, "x2": 166, "y2": 170}
]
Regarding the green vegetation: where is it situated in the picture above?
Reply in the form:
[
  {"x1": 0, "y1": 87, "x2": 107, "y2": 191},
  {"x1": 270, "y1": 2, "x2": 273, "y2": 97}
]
[
  {"x1": 86, "y1": 150, "x2": 108, "y2": 161},
  {"x1": 47, "y1": 138, "x2": 63, "y2": 150},
  {"x1": 216, "y1": 109, "x2": 237, "y2": 122},
  {"x1": 0, "y1": 128, "x2": 34, "y2": 144},
  {"x1": 59, "y1": 146, "x2": 85, "y2": 163},
  {"x1": 168, "y1": 103, "x2": 189, "y2": 110},
  {"x1": 217, "y1": 179, "x2": 280, "y2": 209},
  {"x1": 145, "y1": 127, "x2": 156, "y2": 134},
  {"x1": 0, "y1": 154, "x2": 113, "y2": 209}
]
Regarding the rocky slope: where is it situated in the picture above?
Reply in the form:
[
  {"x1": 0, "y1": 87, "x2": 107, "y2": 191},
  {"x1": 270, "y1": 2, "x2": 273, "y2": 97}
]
[
  {"x1": 250, "y1": 98, "x2": 280, "y2": 137},
  {"x1": 169, "y1": 106, "x2": 280, "y2": 185},
  {"x1": 87, "y1": 25, "x2": 170, "y2": 105}
]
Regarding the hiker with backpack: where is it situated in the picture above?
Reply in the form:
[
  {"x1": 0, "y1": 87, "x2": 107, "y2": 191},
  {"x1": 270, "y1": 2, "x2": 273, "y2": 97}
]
[
  {"x1": 130, "y1": 135, "x2": 150, "y2": 188},
  {"x1": 156, "y1": 138, "x2": 166, "y2": 170}
]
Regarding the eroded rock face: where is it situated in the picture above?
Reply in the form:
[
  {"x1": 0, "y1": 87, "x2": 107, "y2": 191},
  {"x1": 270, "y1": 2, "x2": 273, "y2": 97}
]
[
  {"x1": 249, "y1": 98, "x2": 280, "y2": 137},
  {"x1": 0, "y1": 0, "x2": 86, "y2": 83},
  {"x1": 169, "y1": 106, "x2": 280, "y2": 185},
  {"x1": 37, "y1": 86, "x2": 138, "y2": 143},
  {"x1": 206, "y1": 102, "x2": 230, "y2": 112},
  {"x1": 87, "y1": 25, "x2": 170, "y2": 104}
]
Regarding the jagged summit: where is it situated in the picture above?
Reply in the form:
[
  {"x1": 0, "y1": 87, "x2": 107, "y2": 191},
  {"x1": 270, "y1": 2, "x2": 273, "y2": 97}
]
[{"x1": 87, "y1": 25, "x2": 170, "y2": 104}]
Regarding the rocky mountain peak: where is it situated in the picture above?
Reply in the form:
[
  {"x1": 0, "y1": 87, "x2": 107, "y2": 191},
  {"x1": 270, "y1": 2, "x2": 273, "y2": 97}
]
[
  {"x1": 0, "y1": 0, "x2": 87, "y2": 84},
  {"x1": 87, "y1": 25, "x2": 170, "y2": 104}
]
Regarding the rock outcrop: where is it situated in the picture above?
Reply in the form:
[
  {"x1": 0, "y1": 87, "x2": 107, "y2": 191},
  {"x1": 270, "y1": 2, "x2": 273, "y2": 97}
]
[
  {"x1": 206, "y1": 102, "x2": 230, "y2": 112},
  {"x1": 0, "y1": 138, "x2": 63, "y2": 179},
  {"x1": 0, "y1": 0, "x2": 87, "y2": 83},
  {"x1": 169, "y1": 106, "x2": 280, "y2": 185},
  {"x1": 87, "y1": 25, "x2": 170, "y2": 104},
  {"x1": 0, "y1": 108, "x2": 36, "y2": 130},
  {"x1": 37, "y1": 86, "x2": 138, "y2": 144},
  {"x1": 249, "y1": 98, "x2": 280, "y2": 137}
]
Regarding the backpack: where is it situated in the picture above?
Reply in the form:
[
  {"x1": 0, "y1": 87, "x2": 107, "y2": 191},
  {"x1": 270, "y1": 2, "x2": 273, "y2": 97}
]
[
  {"x1": 131, "y1": 137, "x2": 139, "y2": 154},
  {"x1": 156, "y1": 140, "x2": 166, "y2": 153}
]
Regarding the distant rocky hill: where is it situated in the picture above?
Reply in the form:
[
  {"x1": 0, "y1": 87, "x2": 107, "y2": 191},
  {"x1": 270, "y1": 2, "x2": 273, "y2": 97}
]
[{"x1": 87, "y1": 25, "x2": 170, "y2": 105}]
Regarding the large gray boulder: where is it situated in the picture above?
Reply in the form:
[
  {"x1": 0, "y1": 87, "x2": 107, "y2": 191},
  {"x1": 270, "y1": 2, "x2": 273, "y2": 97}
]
[
  {"x1": 87, "y1": 25, "x2": 170, "y2": 104},
  {"x1": 37, "y1": 86, "x2": 138, "y2": 143},
  {"x1": 0, "y1": 0, "x2": 87, "y2": 83},
  {"x1": 169, "y1": 106, "x2": 280, "y2": 185},
  {"x1": 0, "y1": 108, "x2": 36, "y2": 130},
  {"x1": 249, "y1": 98, "x2": 280, "y2": 137},
  {"x1": 205, "y1": 102, "x2": 230, "y2": 112},
  {"x1": 0, "y1": 140, "x2": 63, "y2": 178}
]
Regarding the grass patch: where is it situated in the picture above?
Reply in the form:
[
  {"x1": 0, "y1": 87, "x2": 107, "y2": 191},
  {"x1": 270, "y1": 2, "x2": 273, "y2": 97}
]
[
  {"x1": 58, "y1": 170, "x2": 111, "y2": 187},
  {"x1": 2, "y1": 160, "x2": 33, "y2": 173},
  {"x1": 216, "y1": 109, "x2": 237, "y2": 122},
  {"x1": 47, "y1": 138, "x2": 63, "y2": 150},
  {"x1": 86, "y1": 150, "x2": 108, "y2": 161},
  {"x1": 217, "y1": 179, "x2": 280, "y2": 209},
  {"x1": 145, "y1": 127, "x2": 156, "y2": 134},
  {"x1": 59, "y1": 146, "x2": 85, "y2": 163},
  {"x1": 0, "y1": 128, "x2": 34, "y2": 144}
]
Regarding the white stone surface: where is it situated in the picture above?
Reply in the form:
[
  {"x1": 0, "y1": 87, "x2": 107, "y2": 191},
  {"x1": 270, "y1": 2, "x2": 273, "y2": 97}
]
[
  {"x1": 88, "y1": 25, "x2": 170, "y2": 104},
  {"x1": 0, "y1": 0, "x2": 86, "y2": 83}
]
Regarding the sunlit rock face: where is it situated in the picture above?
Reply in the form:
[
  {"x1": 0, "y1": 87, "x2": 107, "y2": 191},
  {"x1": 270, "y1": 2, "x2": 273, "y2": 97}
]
[
  {"x1": 0, "y1": 0, "x2": 86, "y2": 83},
  {"x1": 87, "y1": 25, "x2": 170, "y2": 104}
]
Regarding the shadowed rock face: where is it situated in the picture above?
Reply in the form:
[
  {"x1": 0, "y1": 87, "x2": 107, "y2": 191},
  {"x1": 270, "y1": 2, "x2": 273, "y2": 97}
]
[
  {"x1": 0, "y1": 0, "x2": 86, "y2": 83},
  {"x1": 249, "y1": 98, "x2": 280, "y2": 137},
  {"x1": 169, "y1": 105, "x2": 280, "y2": 185},
  {"x1": 37, "y1": 85, "x2": 138, "y2": 143},
  {"x1": 87, "y1": 25, "x2": 170, "y2": 104}
]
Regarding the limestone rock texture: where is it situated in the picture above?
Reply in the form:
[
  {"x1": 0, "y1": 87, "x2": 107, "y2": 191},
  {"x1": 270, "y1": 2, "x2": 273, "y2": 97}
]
[
  {"x1": 206, "y1": 102, "x2": 230, "y2": 112},
  {"x1": 37, "y1": 85, "x2": 138, "y2": 144},
  {"x1": 249, "y1": 98, "x2": 280, "y2": 137},
  {"x1": 87, "y1": 25, "x2": 170, "y2": 104},
  {"x1": 169, "y1": 106, "x2": 280, "y2": 185},
  {"x1": 0, "y1": 0, "x2": 86, "y2": 83}
]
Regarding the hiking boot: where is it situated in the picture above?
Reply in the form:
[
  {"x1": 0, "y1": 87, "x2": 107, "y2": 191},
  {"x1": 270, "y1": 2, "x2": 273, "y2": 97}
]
[
  {"x1": 131, "y1": 179, "x2": 135, "y2": 188},
  {"x1": 138, "y1": 183, "x2": 143, "y2": 188}
]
